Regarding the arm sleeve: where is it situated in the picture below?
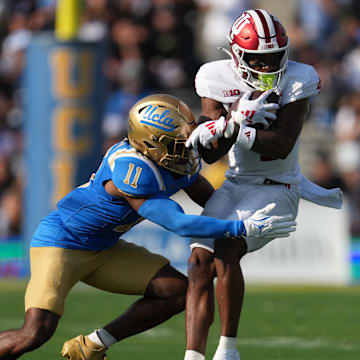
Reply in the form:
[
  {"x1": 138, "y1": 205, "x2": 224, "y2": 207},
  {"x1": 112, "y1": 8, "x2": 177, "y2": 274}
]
[{"x1": 137, "y1": 194, "x2": 245, "y2": 238}]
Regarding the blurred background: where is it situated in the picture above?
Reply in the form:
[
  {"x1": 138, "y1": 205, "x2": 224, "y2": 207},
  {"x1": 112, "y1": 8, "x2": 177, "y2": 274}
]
[{"x1": 0, "y1": 0, "x2": 359, "y2": 284}]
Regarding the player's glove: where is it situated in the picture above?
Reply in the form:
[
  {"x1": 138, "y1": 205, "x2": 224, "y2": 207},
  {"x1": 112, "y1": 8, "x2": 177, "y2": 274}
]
[
  {"x1": 240, "y1": 203, "x2": 296, "y2": 239},
  {"x1": 231, "y1": 90, "x2": 279, "y2": 129},
  {"x1": 236, "y1": 123, "x2": 257, "y2": 150},
  {"x1": 185, "y1": 116, "x2": 235, "y2": 150}
]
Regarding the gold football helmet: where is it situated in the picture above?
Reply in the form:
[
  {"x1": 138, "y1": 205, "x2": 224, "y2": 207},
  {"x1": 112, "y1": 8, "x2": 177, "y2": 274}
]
[{"x1": 128, "y1": 94, "x2": 198, "y2": 175}]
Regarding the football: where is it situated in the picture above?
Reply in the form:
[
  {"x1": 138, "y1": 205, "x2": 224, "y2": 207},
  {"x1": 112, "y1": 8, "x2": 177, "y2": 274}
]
[
  {"x1": 227, "y1": 90, "x2": 280, "y2": 130},
  {"x1": 251, "y1": 90, "x2": 280, "y2": 104}
]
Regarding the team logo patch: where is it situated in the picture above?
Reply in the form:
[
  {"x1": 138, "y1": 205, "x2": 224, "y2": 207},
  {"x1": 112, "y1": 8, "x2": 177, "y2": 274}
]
[
  {"x1": 205, "y1": 121, "x2": 216, "y2": 135},
  {"x1": 244, "y1": 130, "x2": 252, "y2": 140},
  {"x1": 223, "y1": 89, "x2": 241, "y2": 97},
  {"x1": 140, "y1": 105, "x2": 176, "y2": 131},
  {"x1": 241, "y1": 110, "x2": 256, "y2": 123}
]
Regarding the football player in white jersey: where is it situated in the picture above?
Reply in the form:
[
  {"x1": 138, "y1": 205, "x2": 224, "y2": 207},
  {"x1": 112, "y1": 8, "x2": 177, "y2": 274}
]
[{"x1": 184, "y1": 9, "x2": 343, "y2": 360}]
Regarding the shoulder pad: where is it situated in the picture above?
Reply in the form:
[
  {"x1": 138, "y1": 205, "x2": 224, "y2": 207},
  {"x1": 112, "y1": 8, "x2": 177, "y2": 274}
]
[
  {"x1": 280, "y1": 62, "x2": 321, "y2": 105},
  {"x1": 195, "y1": 60, "x2": 253, "y2": 104},
  {"x1": 110, "y1": 151, "x2": 166, "y2": 197}
]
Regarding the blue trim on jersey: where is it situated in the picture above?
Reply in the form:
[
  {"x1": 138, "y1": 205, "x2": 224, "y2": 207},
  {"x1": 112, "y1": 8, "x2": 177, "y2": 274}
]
[{"x1": 138, "y1": 194, "x2": 244, "y2": 238}]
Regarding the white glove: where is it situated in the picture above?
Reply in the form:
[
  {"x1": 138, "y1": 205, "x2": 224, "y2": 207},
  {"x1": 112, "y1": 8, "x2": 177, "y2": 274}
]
[
  {"x1": 185, "y1": 116, "x2": 235, "y2": 150},
  {"x1": 236, "y1": 123, "x2": 257, "y2": 150},
  {"x1": 231, "y1": 90, "x2": 279, "y2": 129},
  {"x1": 241, "y1": 203, "x2": 296, "y2": 239}
]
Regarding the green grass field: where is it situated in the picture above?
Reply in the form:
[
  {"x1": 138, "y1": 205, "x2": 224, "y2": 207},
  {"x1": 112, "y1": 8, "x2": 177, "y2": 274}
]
[{"x1": 0, "y1": 280, "x2": 359, "y2": 360}]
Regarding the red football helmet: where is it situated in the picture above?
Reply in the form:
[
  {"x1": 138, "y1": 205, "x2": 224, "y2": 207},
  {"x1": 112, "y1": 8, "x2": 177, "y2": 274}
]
[{"x1": 227, "y1": 9, "x2": 289, "y2": 90}]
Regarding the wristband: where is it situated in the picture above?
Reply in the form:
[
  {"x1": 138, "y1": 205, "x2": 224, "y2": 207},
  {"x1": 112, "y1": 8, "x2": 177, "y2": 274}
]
[{"x1": 236, "y1": 125, "x2": 256, "y2": 150}]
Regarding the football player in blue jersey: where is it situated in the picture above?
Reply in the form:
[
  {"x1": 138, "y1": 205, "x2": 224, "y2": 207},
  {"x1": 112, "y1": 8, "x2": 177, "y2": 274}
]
[{"x1": 0, "y1": 94, "x2": 296, "y2": 360}]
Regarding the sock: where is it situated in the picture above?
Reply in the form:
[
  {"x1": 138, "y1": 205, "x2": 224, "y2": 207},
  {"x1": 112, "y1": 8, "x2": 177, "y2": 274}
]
[
  {"x1": 87, "y1": 329, "x2": 117, "y2": 349},
  {"x1": 97, "y1": 328, "x2": 117, "y2": 348},
  {"x1": 217, "y1": 336, "x2": 238, "y2": 350},
  {"x1": 184, "y1": 349, "x2": 205, "y2": 360},
  {"x1": 87, "y1": 330, "x2": 106, "y2": 348}
]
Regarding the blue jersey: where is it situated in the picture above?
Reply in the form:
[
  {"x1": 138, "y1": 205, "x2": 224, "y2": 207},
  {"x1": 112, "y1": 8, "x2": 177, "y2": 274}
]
[{"x1": 31, "y1": 139, "x2": 200, "y2": 250}]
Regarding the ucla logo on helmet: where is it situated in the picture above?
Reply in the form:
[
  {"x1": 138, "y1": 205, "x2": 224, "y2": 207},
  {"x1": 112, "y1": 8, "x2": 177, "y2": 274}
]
[{"x1": 140, "y1": 105, "x2": 176, "y2": 131}]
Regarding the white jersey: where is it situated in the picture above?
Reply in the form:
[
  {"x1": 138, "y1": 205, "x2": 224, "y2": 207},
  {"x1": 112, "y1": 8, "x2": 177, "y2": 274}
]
[{"x1": 195, "y1": 59, "x2": 321, "y2": 185}]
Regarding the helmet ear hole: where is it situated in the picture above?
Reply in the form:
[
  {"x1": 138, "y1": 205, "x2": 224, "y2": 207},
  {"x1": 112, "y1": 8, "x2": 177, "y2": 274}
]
[{"x1": 143, "y1": 140, "x2": 156, "y2": 149}]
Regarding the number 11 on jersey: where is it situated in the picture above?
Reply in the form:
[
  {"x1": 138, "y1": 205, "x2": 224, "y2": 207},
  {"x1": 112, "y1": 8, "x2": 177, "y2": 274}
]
[{"x1": 123, "y1": 163, "x2": 143, "y2": 188}]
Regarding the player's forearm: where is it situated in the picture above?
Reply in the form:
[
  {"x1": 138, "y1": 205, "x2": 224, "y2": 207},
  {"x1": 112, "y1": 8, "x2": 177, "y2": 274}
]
[
  {"x1": 154, "y1": 212, "x2": 242, "y2": 238},
  {"x1": 251, "y1": 129, "x2": 294, "y2": 159},
  {"x1": 249, "y1": 99, "x2": 306, "y2": 158},
  {"x1": 137, "y1": 195, "x2": 244, "y2": 238},
  {"x1": 183, "y1": 174, "x2": 214, "y2": 208},
  {"x1": 198, "y1": 128, "x2": 238, "y2": 164},
  {"x1": 196, "y1": 112, "x2": 233, "y2": 164}
]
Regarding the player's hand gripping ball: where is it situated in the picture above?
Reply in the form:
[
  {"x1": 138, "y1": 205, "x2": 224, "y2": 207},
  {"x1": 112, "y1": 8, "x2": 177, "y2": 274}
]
[
  {"x1": 251, "y1": 90, "x2": 280, "y2": 129},
  {"x1": 227, "y1": 90, "x2": 280, "y2": 130}
]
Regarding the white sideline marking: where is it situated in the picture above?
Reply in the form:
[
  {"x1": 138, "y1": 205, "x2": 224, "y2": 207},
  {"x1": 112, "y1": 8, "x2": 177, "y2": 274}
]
[
  {"x1": 140, "y1": 328, "x2": 174, "y2": 338},
  {"x1": 238, "y1": 337, "x2": 357, "y2": 350}
]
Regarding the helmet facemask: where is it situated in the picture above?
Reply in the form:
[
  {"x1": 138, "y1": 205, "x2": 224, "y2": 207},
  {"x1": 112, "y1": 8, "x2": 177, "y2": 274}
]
[
  {"x1": 157, "y1": 135, "x2": 199, "y2": 176},
  {"x1": 234, "y1": 45, "x2": 289, "y2": 90}
]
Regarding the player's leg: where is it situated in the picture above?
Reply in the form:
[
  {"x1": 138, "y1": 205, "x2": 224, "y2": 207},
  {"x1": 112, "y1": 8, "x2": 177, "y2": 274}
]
[
  {"x1": 101, "y1": 263, "x2": 187, "y2": 340},
  {"x1": 0, "y1": 245, "x2": 94, "y2": 359},
  {"x1": 211, "y1": 237, "x2": 247, "y2": 360},
  {"x1": 212, "y1": 182, "x2": 300, "y2": 360},
  {"x1": 185, "y1": 181, "x2": 235, "y2": 360},
  {"x1": 185, "y1": 247, "x2": 216, "y2": 356},
  {"x1": 214, "y1": 237, "x2": 247, "y2": 337},
  {"x1": 62, "y1": 240, "x2": 187, "y2": 359},
  {"x1": 0, "y1": 308, "x2": 59, "y2": 360}
]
